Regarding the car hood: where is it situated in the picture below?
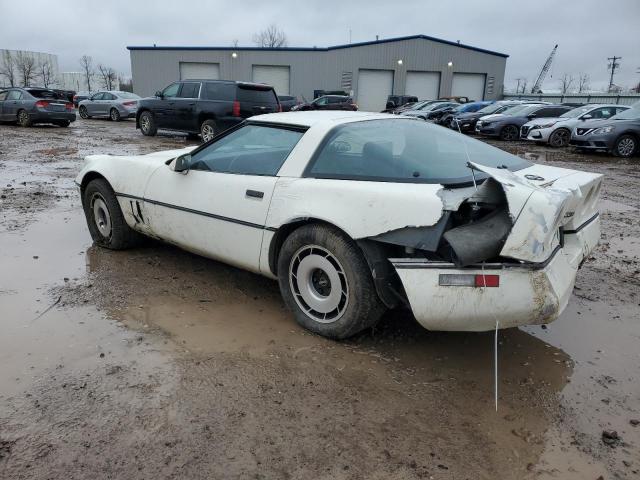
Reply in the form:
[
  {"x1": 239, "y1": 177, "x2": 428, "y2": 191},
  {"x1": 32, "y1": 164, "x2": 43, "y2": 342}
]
[{"x1": 523, "y1": 116, "x2": 565, "y2": 127}]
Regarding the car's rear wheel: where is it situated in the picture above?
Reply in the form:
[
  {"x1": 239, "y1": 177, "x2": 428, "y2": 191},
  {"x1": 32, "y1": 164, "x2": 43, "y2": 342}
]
[
  {"x1": 56, "y1": 120, "x2": 70, "y2": 128},
  {"x1": 82, "y1": 179, "x2": 143, "y2": 249},
  {"x1": 200, "y1": 119, "x2": 218, "y2": 142},
  {"x1": 277, "y1": 224, "x2": 385, "y2": 339},
  {"x1": 500, "y1": 125, "x2": 519, "y2": 141},
  {"x1": 613, "y1": 135, "x2": 638, "y2": 158},
  {"x1": 110, "y1": 108, "x2": 121, "y2": 122},
  {"x1": 17, "y1": 110, "x2": 32, "y2": 127},
  {"x1": 549, "y1": 128, "x2": 570, "y2": 147},
  {"x1": 79, "y1": 106, "x2": 90, "y2": 119},
  {"x1": 139, "y1": 111, "x2": 157, "y2": 136}
]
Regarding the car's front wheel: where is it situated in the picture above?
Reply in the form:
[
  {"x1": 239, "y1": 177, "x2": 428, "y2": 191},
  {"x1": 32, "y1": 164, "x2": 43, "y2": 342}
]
[
  {"x1": 82, "y1": 179, "x2": 143, "y2": 249},
  {"x1": 139, "y1": 111, "x2": 157, "y2": 136},
  {"x1": 79, "y1": 106, "x2": 90, "y2": 119},
  {"x1": 613, "y1": 134, "x2": 638, "y2": 158},
  {"x1": 500, "y1": 125, "x2": 519, "y2": 141},
  {"x1": 110, "y1": 108, "x2": 121, "y2": 122},
  {"x1": 549, "y1": 128, "x2": 570, "y2": 147},
  {"x1": 277, "y1": 224, "x2": 385, "y2": 339}
]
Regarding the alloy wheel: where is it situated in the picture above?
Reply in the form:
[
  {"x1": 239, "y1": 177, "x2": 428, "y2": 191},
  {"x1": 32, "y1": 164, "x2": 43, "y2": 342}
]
[
  {"x1": 288, "y1": 245, "x2": 349, "y2": 324},
  {"x1": 201, "y1": 123, "x2": 215, "y2": 142},
  {"x1": 617, "y1": 138, "x2": 636, "y2": 157},
  {"x1": 550, "y1": 129, "x2": 569, "y2": 147}
]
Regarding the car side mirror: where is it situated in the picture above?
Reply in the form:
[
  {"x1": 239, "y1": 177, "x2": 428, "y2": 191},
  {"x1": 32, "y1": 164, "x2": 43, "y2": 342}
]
[
  {"x1": 173, "y1": 154, "x2": 191, "y2": 173},
  {"x1": 155, "y1": 91, "x2": 164, "y2": 98},
  {"x1": 581, "y1": 114, "x2": 592, "y2": 121}
]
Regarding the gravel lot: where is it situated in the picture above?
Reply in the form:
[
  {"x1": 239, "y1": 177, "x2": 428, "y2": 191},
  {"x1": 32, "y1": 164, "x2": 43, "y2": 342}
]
[{"x1": 0, "y1": 117, "x2": 638, "y2": 479}]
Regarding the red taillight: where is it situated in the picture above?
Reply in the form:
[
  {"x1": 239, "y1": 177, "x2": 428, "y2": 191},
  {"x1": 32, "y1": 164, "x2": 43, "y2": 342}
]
[
  {"x1": 65, "y1": 102, "x2": 74, "y2": 110},
  {"x1": 232, "y1": 100, "x2": 240, "y2": 117},
  {"x1": 475, "y1": 274, "x2": 500, "y2": 288},
  {"x1": 35, "y1": 100, "x2": 49, "y2": 108},
  {"x1": 72, "y1": 95, "x2": 78, "y2": 101},
  {"x1": 122, "y1": 101, "x2": 137, "y2": 106}
]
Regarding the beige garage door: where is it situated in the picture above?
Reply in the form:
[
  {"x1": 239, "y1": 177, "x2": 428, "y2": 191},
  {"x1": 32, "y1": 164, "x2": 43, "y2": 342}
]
[
  {"x1": 357, "y1": 69, "x2": 394, "y2": 112},
  {"x1": 252, "y1": 65, "x2": 290, "y2": 95},
  {"x1": 405, "y1": 71, "x2": 440, "y2": 100},
  {"x1": 179, "y1": 62, "x2": 220, "y2": 80},
  {"x1": 451, "y1": 73, "x2": 486, "y2": 101}
]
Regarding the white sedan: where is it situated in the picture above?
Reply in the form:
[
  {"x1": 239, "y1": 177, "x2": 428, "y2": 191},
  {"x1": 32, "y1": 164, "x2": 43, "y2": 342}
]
[{"x1": 76, "y1": 111, "x2": 602, "y2": 339}]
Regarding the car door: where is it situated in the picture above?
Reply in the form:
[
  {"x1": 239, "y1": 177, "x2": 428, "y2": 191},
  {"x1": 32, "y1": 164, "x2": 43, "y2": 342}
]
[
  {"x1": 102, "y1": 92, "x2": 116, "y2": 114},
  {"x1": 87, "y1": 93, "x2": 104, "y2": 115},
  {"x1": 173, "y1": 82, "x2": 200, "y2": 132},
  {"x1": 4, "y1": 90, "x2": 24, "y2": 120},
  {"x1": 154, "y1": 82, "x2": 181, "y2": 128},
  {"x1": 142, "y1": 123, "x2": 306, "y2": 273}
]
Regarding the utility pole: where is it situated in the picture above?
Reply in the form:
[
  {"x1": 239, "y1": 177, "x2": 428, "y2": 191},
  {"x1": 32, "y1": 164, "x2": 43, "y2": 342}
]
[{"x1": 607, "y1": 56, "x2": 621, "y2": 92}]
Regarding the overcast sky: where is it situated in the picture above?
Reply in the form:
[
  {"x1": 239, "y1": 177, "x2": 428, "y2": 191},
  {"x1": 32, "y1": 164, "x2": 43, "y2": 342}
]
[{"x1": 1, "y1": 0, "x2": 639, "y2": 92}]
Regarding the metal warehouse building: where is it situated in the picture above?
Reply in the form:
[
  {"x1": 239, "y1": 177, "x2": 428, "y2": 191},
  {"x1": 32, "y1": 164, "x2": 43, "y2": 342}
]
[{"x1": 127, "y1": 35, "x2": 508, "y2": 112}]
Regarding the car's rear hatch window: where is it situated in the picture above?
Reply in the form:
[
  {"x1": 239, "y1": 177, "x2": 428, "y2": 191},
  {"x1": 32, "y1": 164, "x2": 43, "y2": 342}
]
[{"x1": 237, "y1": 85, "x2": 279, "y2": 115}]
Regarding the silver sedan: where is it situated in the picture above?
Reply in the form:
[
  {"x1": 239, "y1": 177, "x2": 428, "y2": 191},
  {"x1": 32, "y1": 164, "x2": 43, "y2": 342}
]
[{"x1": 78, "y1": 91, "x2": 140, "y2": 121}]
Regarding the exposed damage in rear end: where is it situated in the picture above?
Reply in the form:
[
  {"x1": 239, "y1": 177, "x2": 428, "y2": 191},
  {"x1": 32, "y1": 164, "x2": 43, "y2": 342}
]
[{"x1": 364, "y1": 163, "x2": 602, "y2": 331}]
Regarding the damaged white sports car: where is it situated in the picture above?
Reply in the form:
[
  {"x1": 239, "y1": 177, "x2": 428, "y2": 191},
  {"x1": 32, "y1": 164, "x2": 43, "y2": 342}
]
[{"x1": 76, "y1": 111, "x2": 602, "y2": 339}]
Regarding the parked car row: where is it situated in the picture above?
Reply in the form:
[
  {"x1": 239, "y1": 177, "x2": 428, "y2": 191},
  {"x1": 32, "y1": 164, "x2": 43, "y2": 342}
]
[{"x1": 0, "y1": 87, "x2": 76, "y2": 127}]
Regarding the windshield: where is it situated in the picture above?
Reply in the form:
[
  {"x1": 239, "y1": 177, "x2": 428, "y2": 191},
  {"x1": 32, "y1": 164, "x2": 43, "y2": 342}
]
[
  {"x1": 116, "y1": 92, "x2": 140, "y2": 99},
  {"x1": 477, "y1": 103, "x2": 516, "y2": 114},
  {"x1": 560, "y1": 106, "x2": 593, "y2": 118},
  {"x1": 504, "y1": 104, "x2": 537, "y2": 116},
  {"x1": 307, "y1": 118, "x2": 531, "y2": 184},
  {"x1": 610, "y1": 107, "x2": 640, "y2": 120}
]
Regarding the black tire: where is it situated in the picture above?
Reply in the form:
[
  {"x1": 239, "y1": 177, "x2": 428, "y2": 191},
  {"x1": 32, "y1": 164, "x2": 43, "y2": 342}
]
[
  {"x1": 277, "y1": 224, "x2": 385, "y2": 339},
  {"x1": 613, "y1": 134, "x2": 638, "y2": 158},
  {"x1": 82, "y1": 179, "x2": 143, "y2": 250},
  {"x1": 139, "y1": 111, "x2": 157, "y2": 136},
  {"x1": 499, "y1": 124, "x2": 519, "y2": 141},
  {"x1": 56, "y1": 120, "x2": 70, "y2": 128},
  {"x1": 110, "y1": 107, "x2": 121, "y2": 122},
  {"x1": 549, "y1": 128, "x2": 570, "y2": 148},
  {"x1": 200, "y1": 119, "x2": 218, "y2": 142},
  {"x1": 17, "y1": 110, "x2": 32, "y2": 127},
  {"x1": 79, "y1": 106, "x2": 90, "y2": 119}
]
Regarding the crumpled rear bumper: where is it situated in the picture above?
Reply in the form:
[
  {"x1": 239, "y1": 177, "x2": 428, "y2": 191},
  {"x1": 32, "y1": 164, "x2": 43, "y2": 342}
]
[{"x1": 390, "y1": 214, "x2": 600, "y2": 332}]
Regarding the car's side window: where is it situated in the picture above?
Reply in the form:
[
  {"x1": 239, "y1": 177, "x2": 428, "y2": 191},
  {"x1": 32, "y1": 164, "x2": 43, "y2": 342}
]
[
  {"x1": 178, "y1": 82, "x2": 200, "y2": 99},
  {"x1": 7, "y1": 90, "x2": 22, "y2": 100},
  {"x1": 203, "y1": 82, "x2": 235, "y2": 101},
  {"x1": 188, "y1": 124, "x2": 305, "y2": 176},
  {"x1": 315, "y1": 97, "x2": 328, "y2": 106},
  {"x1": 162, "y1": 83, "x2": 180, "y2": 98},
  {"x1": 103, "y1": 93, "x2": 115, "y2": 100},
  {"x1": 91, "y1": 93, "x2": 104, "y2": 101},
  {"x1": 0, "y1": 91, "x2": 7, "y2": 101}
]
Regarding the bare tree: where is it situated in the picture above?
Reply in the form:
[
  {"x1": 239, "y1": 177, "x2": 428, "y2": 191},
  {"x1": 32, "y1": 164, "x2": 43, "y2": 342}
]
[
  {"x1": 519, "y1": 78, "x2": 528, "y2": 94},
  {"x1": 252, "y1": 24, "x2": 287, "y2": 48},
  {"x1": 79, "y1": 55, "x2": 94, "y2": 91},
  {"x1": 118, "y1": 76, "x2": 133, "y2": 93},
  {"x1": 577, "y1": 73, "x2": 590, "y2": 93},
  {"x1": 0, "y1": 50, "x2": 17, "y2": 87},
  {"x1": 558, "y1": 73, "x2": 575, "y2": 94},
  {"x1": 38, "y1": 60, "x2": 55, "y2": 88},
  {"x1": 14, "y1": 51, "x2": 37, "y2": 87},
  {"x1": 98, "y1": 64, "x2": 117, "y2": 90},
  {"x1": 231, "y1": 39, "x2": 239, "y2": 48}
]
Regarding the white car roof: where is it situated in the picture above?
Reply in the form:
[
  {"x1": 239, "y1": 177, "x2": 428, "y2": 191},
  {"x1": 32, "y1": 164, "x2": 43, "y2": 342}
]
[{"x1": 249, "y1": 111, "x2": 397, "y2": 128}]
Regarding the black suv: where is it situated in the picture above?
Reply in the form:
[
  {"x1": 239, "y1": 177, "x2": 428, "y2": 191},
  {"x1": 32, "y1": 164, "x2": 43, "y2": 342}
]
[
  {"x1": 291, "y1": 95, "x2": 357, "y2": 111},
  {"x1": 136, "y1": 80, "x2": 280, "y2": 141}
]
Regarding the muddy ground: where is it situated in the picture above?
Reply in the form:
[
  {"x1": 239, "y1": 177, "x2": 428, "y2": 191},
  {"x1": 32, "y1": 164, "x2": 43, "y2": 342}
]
[{"x1": 0, "y1": 118, "x2": 638, "y2": 479}]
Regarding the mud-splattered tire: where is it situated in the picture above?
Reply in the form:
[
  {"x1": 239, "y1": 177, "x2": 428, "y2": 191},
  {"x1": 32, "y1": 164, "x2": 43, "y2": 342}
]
[
  {"x1": 613, "y1": 135, "x2": 638, "y2": 158},
  {"x1": 17, "y1": 110, "x2": 32, "y2": 127},
  {"x1": 549, "y1": 128, "x2": 570, "y2": 148},
  {"x1": 79, "y1": 106, "x2": 90, "y2": 119},
  {"x1": 277, "y1": 224, "x2": 386, "y2": 339},
  {"x1": 82, "y1": 179, "x2": 143, "y2": 250},
  {"x1": 110, "y1": 108, "x2": 121, "y2": 122},
  {"x1": 139, "y1": 111, "x2": 157, "y2": 136},
  {"x1": 499, "y1": 125, "x2": 519, "y2": 141}
]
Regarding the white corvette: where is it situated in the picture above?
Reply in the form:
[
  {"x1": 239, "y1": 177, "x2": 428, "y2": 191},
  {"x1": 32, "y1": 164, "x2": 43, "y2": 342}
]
[{"x1": 76, "y1": 111, "x2": 602, "y2": 339}]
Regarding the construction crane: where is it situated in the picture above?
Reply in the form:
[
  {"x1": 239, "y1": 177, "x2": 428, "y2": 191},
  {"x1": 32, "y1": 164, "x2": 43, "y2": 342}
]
[{"x1": 531, "y1": 44, "x2": 558, "y2": 94}]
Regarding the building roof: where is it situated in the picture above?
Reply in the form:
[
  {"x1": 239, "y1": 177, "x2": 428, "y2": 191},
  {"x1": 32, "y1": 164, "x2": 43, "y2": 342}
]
[{"x1": 127, "y1": 34, "x2": 508, "y2": 58}]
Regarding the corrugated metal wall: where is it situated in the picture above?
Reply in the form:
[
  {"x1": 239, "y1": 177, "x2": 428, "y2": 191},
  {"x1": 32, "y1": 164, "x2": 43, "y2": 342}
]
[{"x1": 129, "y1": 38, "x2": 507, "y2": 103}]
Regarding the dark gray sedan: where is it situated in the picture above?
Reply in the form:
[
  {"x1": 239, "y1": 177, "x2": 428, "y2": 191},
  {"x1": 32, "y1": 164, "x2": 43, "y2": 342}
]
[
  {"x1": 0, "y1": 87, "x2": 76, "y2": 127},
  {"x1": 476, "y1": 104, "x2": 572, "y2": 141},
  {"x1": 78, "y1": 91, "x2": 141, "y2": 121}
]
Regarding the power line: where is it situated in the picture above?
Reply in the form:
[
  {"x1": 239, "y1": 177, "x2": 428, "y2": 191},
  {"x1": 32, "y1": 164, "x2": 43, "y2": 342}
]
[{"x1": 607, "y1": 55, "x2": 621, "y2": 92}]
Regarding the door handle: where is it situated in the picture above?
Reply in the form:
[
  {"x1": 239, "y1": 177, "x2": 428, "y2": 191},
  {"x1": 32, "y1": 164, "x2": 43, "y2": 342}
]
[{"x1": 246, "y1": 189, "x2": 264, "y2": 199}]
